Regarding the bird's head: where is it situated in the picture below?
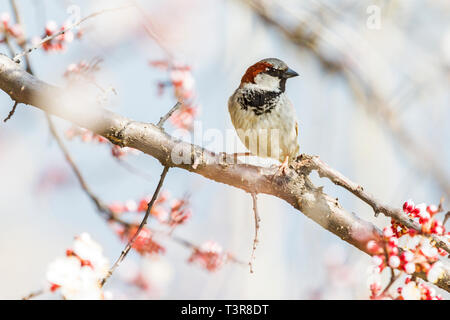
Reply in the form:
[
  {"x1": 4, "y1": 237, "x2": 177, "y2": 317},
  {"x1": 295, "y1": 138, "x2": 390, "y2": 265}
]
[{"x1": 240, "y1": 58, "x2": 298, "y2": 92}]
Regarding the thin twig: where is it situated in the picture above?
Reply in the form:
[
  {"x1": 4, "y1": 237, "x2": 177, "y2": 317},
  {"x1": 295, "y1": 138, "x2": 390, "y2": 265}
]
[
  {"x1": 379, "y1": 270, "x2": 399, "y2": 299},
  {"x1": 249, "y1": 192, "x2": 260, "y2": 273},
  {"x1": 443, "y1": 212, "x2": 450, "y2": 226},
  {"x1": 13, "y1": 5, "x2": 134, "y2": 63},
  {"x1": 3, "y1": 34, "x2": 16, "y2": 57},
  {"x1": 131, "y1": 0, "x2": 174, "y2": 60},
  {"x1": 3, "y1": 101, "x2": 18, "y2": 122},
  {"x1": 437, "y1": 197, "x2": 445, "y2": 213},
  {"x1": 46, "y1": 114, "x2": 114, "y2": 219},
  {"x1": 9, "y1": 0, "x2": 32, "y2": 73},
  {"x1": 9, "y1": 0, "x2": 22, "y2": 25},
  {"x1": 157, "y1": 101, "x2": 181, "y2": 128},
  {"x1": 22, "y1": 289, "x2": 44, "y2": 300},
  {"x1": 101, "y1": 165, "x2": 170, "y2": 287},
  {"x1": 376, "y1": 241, "x2": 400, "y2": 299}
]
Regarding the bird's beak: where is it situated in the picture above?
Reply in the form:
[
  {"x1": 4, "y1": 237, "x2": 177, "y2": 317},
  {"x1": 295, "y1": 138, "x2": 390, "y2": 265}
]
[{"x1": 283, "y1": 68, "x2": 299, "y2": 78}]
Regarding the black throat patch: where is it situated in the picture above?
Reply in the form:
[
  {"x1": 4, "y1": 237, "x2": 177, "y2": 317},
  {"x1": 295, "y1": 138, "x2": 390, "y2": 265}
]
[{"x1": 238, "y1": 90, "x2": 282, "y2": 116}]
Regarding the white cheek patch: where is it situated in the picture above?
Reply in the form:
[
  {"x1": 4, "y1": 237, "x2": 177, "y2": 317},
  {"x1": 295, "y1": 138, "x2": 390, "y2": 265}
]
[{"x1": 252, "y1": 73, "x2": 281, "y2": 91}]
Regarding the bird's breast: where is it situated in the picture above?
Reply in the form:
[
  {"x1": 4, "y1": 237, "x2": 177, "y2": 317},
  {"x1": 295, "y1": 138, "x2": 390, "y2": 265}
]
[
  {"x1": 229, "y1": 90, "x2": 293, "y2": 130},
  {"x1": 228, "y1": 89, "x2": 299, "y2": 161},
  {"x1": 237, "y1": 89, "x2": 282, "y2": 116}
]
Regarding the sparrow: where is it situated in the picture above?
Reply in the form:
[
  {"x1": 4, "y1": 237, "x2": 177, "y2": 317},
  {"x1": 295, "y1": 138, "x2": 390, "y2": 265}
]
[{"x1": 228, "y1": 58, "x2": 300, "y2": 173}]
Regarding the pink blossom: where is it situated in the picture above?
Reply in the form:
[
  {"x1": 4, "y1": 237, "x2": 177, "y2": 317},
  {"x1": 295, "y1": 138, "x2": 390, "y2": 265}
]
[
  {"x1": 188, "y1": 241, "x2": 227, "y2": 272},
  {"x1": 388, "y1": 255, "x2": 400, "y2": 268}
]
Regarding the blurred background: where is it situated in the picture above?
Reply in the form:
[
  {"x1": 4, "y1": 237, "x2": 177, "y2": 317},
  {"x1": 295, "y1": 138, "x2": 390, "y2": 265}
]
[{"x1": 0, "y1": 0, "x2": 449, "y2": 299}]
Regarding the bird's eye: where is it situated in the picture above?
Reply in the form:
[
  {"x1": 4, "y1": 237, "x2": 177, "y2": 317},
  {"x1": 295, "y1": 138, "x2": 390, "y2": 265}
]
[{"x1": 266, "y1": 67, "x2": 284, "y2": 78}]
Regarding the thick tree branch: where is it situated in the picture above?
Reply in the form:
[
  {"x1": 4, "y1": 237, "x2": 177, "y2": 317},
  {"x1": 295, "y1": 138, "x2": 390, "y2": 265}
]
[{"x1": 0, "y1": 54, "x2": 448, "y2": 292}]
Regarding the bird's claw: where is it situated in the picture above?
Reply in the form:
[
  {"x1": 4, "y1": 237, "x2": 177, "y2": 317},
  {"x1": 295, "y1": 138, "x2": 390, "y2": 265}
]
[{"x1": 271, "y1": 156, "x2": 289, "y2": 181}]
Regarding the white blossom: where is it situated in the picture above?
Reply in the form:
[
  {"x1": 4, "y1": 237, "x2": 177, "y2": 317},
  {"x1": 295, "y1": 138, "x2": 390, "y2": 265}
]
[
  {"x1": 46, "y1": 233, "x2": 109, "y2": 300},
  {"x1": 402, "y1": 282, "x2": 421, "y2": 300},
  {"x1": 46, "y1": 256, "x2": 81, "y2": 287},
  {"x1": 427, "y1": 261, "x2": 444, "y2": 283},
  {"x1": 73, "y1": 232, "x2": 109, "y2": 278}
]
